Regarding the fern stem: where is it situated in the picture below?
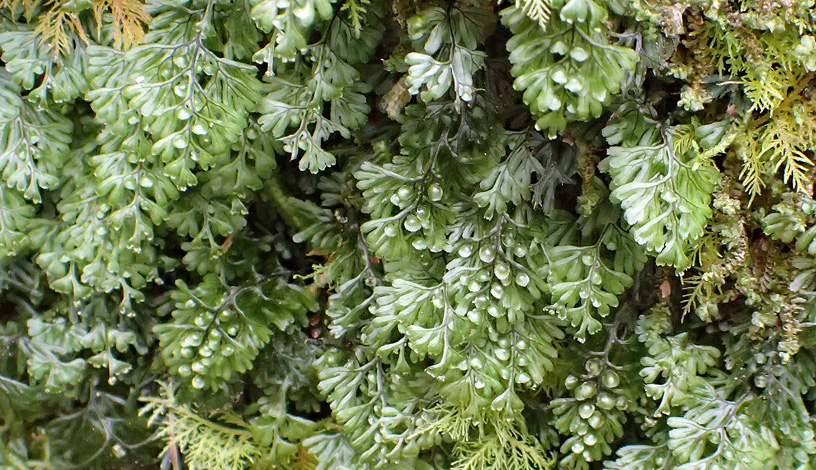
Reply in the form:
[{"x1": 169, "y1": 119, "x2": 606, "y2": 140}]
[{"x1": 265, "y1": 173, "x2": 309, "y2": 233}]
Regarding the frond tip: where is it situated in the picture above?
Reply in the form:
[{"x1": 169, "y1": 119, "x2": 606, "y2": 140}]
[
  {"x1": 34, "y1": 3, "x2": 89, "y2": 58},
  {"x1": 93, "y1": 0, "x2": 151, "y2": 50},
  {"x1": 516, "y1": 0, "x2": 550, "y2": 29},
  {"x1": 140, "y1": 383, "x2": 263, "y2": 470},
  {"x1": 31, "y1": 0, "x2": 150, "y2": 57},
  {"x1": 740, "y1": 78, "x2": 816, "y2": 199},
  {"x1": 419, "y1": 405, "x2": 556, "y2": 470}
]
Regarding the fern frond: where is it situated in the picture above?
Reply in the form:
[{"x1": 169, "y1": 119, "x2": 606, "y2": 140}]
[
  {"x1": 767, "y1": 134, "x2": 814, "y2": 194},
  {"x1": 703, "y1": 17, "x2": 801, "y2": 113},
  {"x1": 516, "y1": 0, "x2": 550, "y2": 29},
  {"x1": 0, "y1": 0, "x2": 39, "y2": 20},
  {"x1": 740, "y1": 79, "x2": 816, "y2": 199},
  {"x1": 681, "y1": 189, "x2": 748, "y2": 321},
  {"x1": 453, "y1": 417, "x2": 555, "y2": 470},
  {"x1": 743, "y1": 65, "x2": 794, "y2": 113},
  {"x1": 339, "y1": 0, "x2": 370, "y2": 36},
  {"x1": 419, "y1": 405, "x2": 555, "y2": 470},
  {"x1": 140, "y1": 383, "x2": 264, "y2": 470},
  {"x1": 33, "y1": 2, "x2": 88, "y2": 58},
  {"x1": 738, "y1": 153, "x2": 766, "y2": 199},
  {"x1": 92, "y1": 0, "x2": 150, "y2": 50},
  {"x1": 681, "y1": 228, "x2": 723, "y2": 313},
  {"x1": 29, "y1": 0, "x2": 148, "y2": 57}
]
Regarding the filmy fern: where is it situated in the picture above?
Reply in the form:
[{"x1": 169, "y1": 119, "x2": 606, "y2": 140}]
[{"x1": 5, "y1": 0, "x2": 816, "y2": 470}]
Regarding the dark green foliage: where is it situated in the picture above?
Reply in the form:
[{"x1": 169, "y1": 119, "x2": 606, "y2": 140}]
[{"x1": 3, "y1": 0, "x2": 816, "y2": 469}]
